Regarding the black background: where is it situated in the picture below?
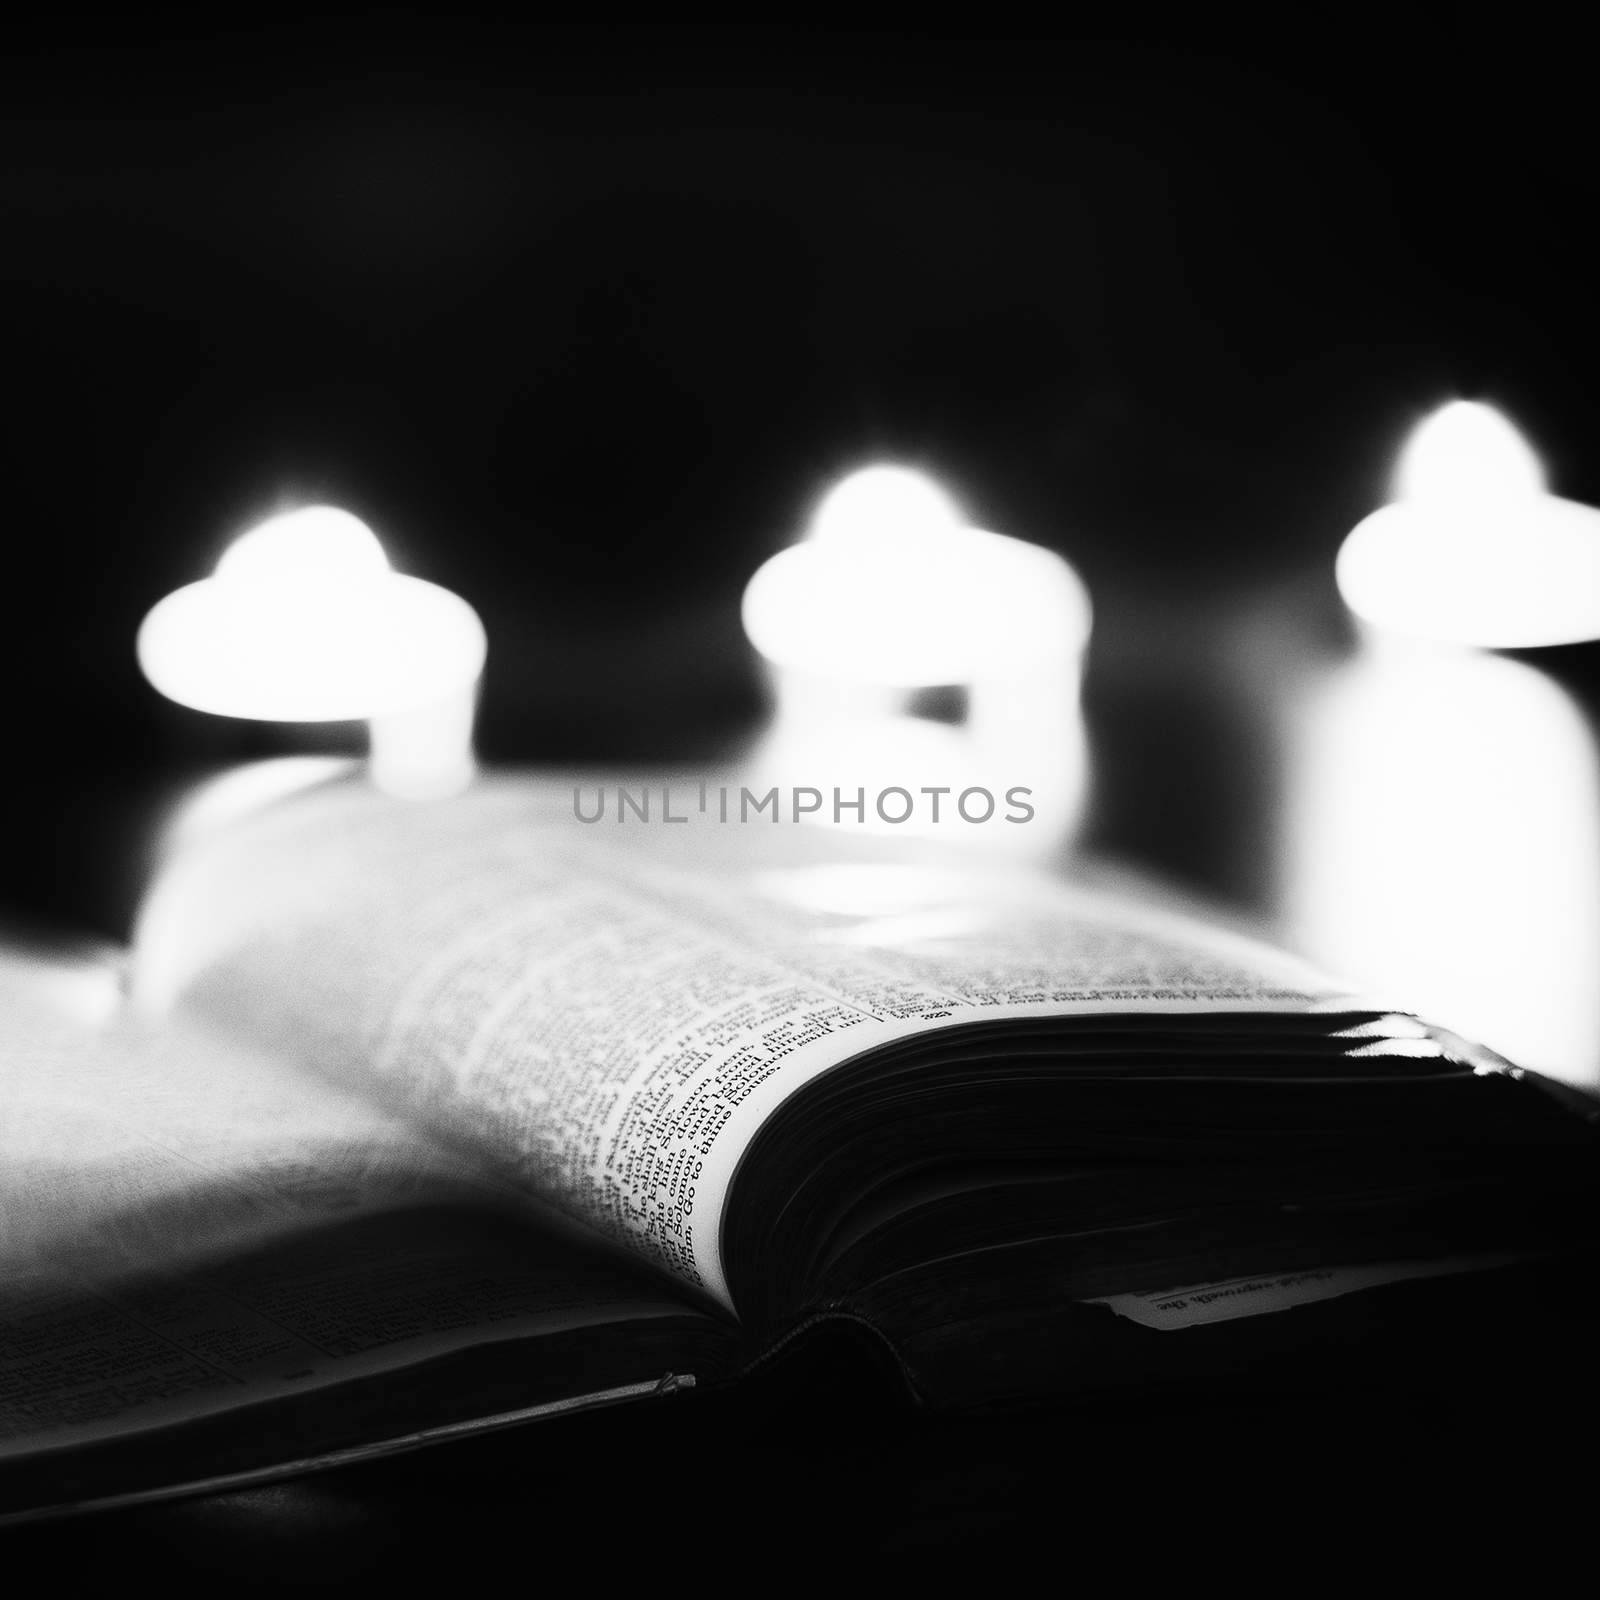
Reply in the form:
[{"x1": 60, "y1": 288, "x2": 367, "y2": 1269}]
[{"x1": 4, "y1": 18, "x2": 1596, "y2": 927}]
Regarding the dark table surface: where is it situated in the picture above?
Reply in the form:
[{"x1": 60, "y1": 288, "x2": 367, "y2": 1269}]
[{"x1": 5, "y1": 1282, "x2": 1599, "y2": 1582}]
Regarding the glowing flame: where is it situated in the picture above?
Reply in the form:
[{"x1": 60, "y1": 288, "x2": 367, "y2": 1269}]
[
  {"x1": 808, "y1": 464, "x2": 965, "y2": 545},
  {"x1": 744, "y1": 466, "x2": 1088, "y2": 686},
  {"x1": 214, "y1": 505, "x2": 391, "y2": 593},
  {"x1": 1395, "y1": 400, "x2": 1545, "y2": 504},
  {"x1": 138, "y1": 506, "x2": 486, "y2": 723},
  {"x1": 139, "y1": 505, "x2": 487, "y2": 798},
  {"x1": 1337, "y1": 402, "x2": 1600, "y2": 648}
]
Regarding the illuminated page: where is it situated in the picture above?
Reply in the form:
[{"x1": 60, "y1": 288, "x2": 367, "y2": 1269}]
[
  {"x1": 2, "y1": 939, "x2": 504, "y2": 1268},
  {"x1": 0, "y1": 943, "x2": 695, "y2": 1462},
  {"x1": 131, "y1": 775, "x2": 1363, "y2": 1312}
]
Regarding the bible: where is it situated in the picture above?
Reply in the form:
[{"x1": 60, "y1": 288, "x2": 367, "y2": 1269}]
[{"x1": 3, "y1": 768, "x2": 1596, "y2": 1520}]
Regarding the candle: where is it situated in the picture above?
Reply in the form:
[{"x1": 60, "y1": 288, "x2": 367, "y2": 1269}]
[
  {"x1": 138, "y1": 506, "x2": 487, "y2": 800},
  {"x1": 1283, "y1": 402, "x2": 1600, "y2": 1084},
  {"x1": 740, "y1": 464, "x2": 1092, "y2": 857}
]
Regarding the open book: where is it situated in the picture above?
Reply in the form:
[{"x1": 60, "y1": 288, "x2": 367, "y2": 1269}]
[{"x1": 3, "y1": 769, "x2": 1596, "y2": 1519}]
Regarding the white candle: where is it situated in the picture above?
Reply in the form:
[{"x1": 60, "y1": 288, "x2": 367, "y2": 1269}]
[
  {"x1": 138, "y1": 506, "x2": 486, "y2": 800},
  {"x1": 740, "y1": 464, "x2": 1091, "y2": 856},
  {"x1": 1283, "y1": 402, "x2": 1600, "y2": 1084}
]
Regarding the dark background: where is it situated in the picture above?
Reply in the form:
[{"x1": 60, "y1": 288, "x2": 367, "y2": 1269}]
[{"x1": 4, "y1": 18, "x2": 1596, "y2": 935}]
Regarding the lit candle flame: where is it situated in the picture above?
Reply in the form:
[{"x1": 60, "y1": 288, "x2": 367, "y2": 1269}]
[
  {"x1": 1336, "y1": 401, "x2": 1600, "y2": 648},
  {"x1": 743, "y1": 465, "x2": 1088, "y2": 686},
  {"x1": 138, "y1": 505, "x2": 486, "y2": 797},
  {"x1": 807, "y1": 463, "x2": 965, "y2": 544},
  {"x1": 1395, "y1": 399, "x2": 1546, "y2": 504}
]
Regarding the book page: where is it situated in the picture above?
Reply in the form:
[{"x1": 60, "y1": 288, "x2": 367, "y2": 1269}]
[
  {"x1": 130, "y1": 774, "x2": 1360, "y2": 1312},
  {"x1": 1088, "y1": 1254, "x2": 1521, "y2": 1331},
  {"x1": 0, "y1": 941, "x2": 697, "y2": 1462}
]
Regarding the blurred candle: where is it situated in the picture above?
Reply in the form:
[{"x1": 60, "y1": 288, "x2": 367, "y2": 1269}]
[
  {"x1": 138, "y1": 506, "x2": 487, "y2": 800},
  {"x1": 1284, "y1": 402, "x2": 1600, "y2": 1084},
  {"x1": 741, "y1": 464, "x2": 1092, "y2": 857}
]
